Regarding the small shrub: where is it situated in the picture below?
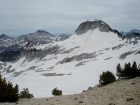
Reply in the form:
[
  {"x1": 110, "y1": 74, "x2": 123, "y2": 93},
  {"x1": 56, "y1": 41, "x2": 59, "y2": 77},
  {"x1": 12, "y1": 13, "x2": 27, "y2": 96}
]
[
  {"x1": 15, "y1": 102, "x2": 18, "y2": 104},
  {"x1": 52, "y1": 87, "x2": 62, "y2": 96},
  {"x1": 75, "y1": 97, "x2": 77, "y2": 100},
  {"x1": 79, "y1": 101, "x2": 83, "y2": 103},
  {"x1": 19, "y1": 88, "x2": 34, "y2": 99},
  {"x1": 126, "y1": 98, "x2": 134, "y2": 102},
  {"x1": 108, "y1": 103, "x2": 113, "y2": 105},
  {"x1": 99, "y1": 71, "x2": 116, "y2": 85}
]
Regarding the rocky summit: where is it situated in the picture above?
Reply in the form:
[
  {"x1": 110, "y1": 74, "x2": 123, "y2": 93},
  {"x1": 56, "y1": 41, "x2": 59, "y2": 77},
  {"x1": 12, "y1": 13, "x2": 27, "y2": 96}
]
[{"x1": 75, "y1": 20, "x2": 111, "y2": 35}]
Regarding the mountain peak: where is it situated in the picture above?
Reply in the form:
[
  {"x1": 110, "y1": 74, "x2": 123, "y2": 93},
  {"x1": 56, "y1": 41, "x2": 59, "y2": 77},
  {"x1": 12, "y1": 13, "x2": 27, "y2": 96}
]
[
  {"x1": 35, "y1": 30, "x2": 49, "y2": 34},
  {"x1": 120, "y1": 29, "x2": 140, "y2": 36},
  {"x1": 34, "y1": 30, "x2": 54, "y2": 37},
  {"x1": 75, "y1": 19, "x2": 110, "y2": 35},
  {"x1": 0, "y1": 34, "x2": 14, "y2": 39},
  {"x1": 16, "y1": 30, "x2": 56, "y2": 44},
  {"x1": 0, "y1": 34, "x2": 8, "y2": 37},
  {"x1": 129, "y1": 29, "x2": 140, "y2": 34}
]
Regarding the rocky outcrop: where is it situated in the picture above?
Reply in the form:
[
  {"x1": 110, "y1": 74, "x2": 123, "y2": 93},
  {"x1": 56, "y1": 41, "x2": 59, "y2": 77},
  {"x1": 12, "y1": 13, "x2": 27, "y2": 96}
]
[
  {"x1": 57, "y1": 52, "x2": 97, "y2": 64},
  {"x1": 42, "y1": 73, "x2": 64, "y2": 77},
  {"x1": 75, "y1": 20, "x2": 123, "y2": 38},
  {"x1": 60, "y1": 46, "x2": 80, "y2": 54},
  {"x1": 56, "y1": 34, "x2": 71, "y2": 41},
  {"x1": 0, "y1": 34, "x2": 15, "y2": 47},
  {"x1": 75, "y1": 20, "x2": 111, "y2": 35},
  {"x1": 16, "y1": 30, "x2": 56, "y2": 44},
  {"x1": 119, "y1": 51, "x2": 136, "y2": 59},
  {"x1": 0, "y1": 34, "x2": 15, "y2": 40},
  {"x1": 0, "y1": 50, "x2": 21, "y2": 62}
]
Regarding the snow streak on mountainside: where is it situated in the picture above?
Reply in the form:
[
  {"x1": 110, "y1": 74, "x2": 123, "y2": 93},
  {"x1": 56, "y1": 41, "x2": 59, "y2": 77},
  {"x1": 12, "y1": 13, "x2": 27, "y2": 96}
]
[{"x1": 0, "y1": 20, "x2": 140, "y2": 98}]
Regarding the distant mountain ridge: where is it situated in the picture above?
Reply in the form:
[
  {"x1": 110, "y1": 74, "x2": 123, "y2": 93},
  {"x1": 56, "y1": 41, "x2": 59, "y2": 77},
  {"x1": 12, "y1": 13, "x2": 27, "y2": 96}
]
[
  {"x1": 16, "y1": 30, "x2": 56, "y2": 44},
  {"x1": 0, "y1": 34, "x2": 15, "y2": 40},
  {"x1": 0, "y1": 30, "x2": 71, "y2": 52},
  {"x1": 120, "y1": 29, "x2": 140, "y2": 36},
  {"x1": 0, "y1": 20, "x2": 139, "y2": 62}
]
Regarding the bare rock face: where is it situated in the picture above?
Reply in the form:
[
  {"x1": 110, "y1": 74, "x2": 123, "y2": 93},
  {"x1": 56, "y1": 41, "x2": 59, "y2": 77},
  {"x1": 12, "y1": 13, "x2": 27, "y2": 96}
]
[
  {"x1": 56, "y1": 34, "x2": 71, "y2": 41},
  {"x1": 75, "y1": 20, "x2": 111, "y2": 35},
  {"x1": 16, "y1": 30, "x2": 56, "y2": 44}
]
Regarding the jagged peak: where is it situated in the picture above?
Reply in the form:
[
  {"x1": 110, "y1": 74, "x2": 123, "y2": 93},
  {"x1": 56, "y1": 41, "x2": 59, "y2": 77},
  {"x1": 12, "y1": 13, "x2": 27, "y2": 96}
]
[
  {"x1": 34, "y1": 30, "x2": 54, "y2": 37},
  {"x1": 35, "y1": 30, "x2": 49, "y2": 34},
  {"x1": 75, "y1": 19, "x2": 110, "y2": 35},
  {"x1": 120, "y1": 29, "x2": 140, "y2": 36},
  {"x1": 0, "y1": 34, "x2": 9, "y2": 37},
  {"x1": 0, "y1": 34, "x2": 14, "y2": 39}
]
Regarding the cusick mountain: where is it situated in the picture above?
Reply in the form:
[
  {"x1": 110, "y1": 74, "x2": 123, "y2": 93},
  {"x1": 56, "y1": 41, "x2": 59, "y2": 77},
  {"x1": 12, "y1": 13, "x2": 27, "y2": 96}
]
[{"x1": 0, "y1": 19, "x2": 140, "y2": 97}]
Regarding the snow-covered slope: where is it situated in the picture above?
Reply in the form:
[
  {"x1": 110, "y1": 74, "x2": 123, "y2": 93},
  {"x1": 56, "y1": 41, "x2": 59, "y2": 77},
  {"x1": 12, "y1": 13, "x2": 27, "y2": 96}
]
[{"x1": 0, "y1": 20, "x2": 140, "y2": 98}]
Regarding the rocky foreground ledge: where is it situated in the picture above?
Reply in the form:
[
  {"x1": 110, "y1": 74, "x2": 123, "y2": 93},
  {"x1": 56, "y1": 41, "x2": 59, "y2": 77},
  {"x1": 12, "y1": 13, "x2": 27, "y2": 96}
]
[{"x1": 0, "y1": 77, "x2": 140, "y2": 105}]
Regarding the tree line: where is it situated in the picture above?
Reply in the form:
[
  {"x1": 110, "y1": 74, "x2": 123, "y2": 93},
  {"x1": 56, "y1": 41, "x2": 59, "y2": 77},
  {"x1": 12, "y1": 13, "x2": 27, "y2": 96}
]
[
  {"x1": 116, "y1": 61, "x2": 140, "y2": 78},
  {"x1": 0, "y1": 74, "x2": 33, "y2": 102},
  {"x1": 99, "y1": 61, "x2": 140, "y2": 85}
]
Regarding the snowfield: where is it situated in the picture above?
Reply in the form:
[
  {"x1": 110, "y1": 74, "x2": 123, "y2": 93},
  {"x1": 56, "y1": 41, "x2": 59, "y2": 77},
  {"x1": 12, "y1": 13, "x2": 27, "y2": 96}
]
[{"x1": 1, "y1": 29, "x2": 140, "y2": 98}]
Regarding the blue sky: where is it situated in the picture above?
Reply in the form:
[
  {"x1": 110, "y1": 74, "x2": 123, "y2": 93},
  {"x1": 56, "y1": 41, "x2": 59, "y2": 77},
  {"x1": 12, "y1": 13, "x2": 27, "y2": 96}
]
[{"x1": 0, "y1": 0, "x2": 140, "y2": 37}]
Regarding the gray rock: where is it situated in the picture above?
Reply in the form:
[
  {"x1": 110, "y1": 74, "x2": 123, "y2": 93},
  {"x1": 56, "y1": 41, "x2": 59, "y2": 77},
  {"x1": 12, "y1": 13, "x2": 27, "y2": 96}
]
[
  {"x1": 112, "y1": 44, "x2": 124, "y2": 50},
  {"x1": 119, "y1": 51, "x2": 136, "y2": 59},
  {"x1": 75, "y1": 62, "x2": 85, "y2": 67},
  {"x1": 16, "y1": 30, "x2": 56, "y2": 44},
  {"x1": 75, "y1": 20, "x2": 110, "y2": 35},
  {"x1": 75, "y1": 61, "x2": 90, "y2": 67},
  {"x1": 60, "y1": 46, "x2": 80, "y2": 54},
  {"x1": 6, "y1": 65, "x2": 12, "y2": 73},
  {"x1": 0, "y1": 34, "x2": 15, "y2": 47},
  {"x1": 135, "y1": 50, "x2": 140, "y2": 54},
  {"x1": 57, "y1": 53, "x2": 97, "y2": 64},
  {"x1": 56, "y1": 34, "x2": 71, "y2": 41},
  {"x1": 13, "y1": 71, "x2": 24, "y2": 77},
  {"x1": 42, "y1": 73, "x2": 64, "y2": 77},
  {"x1": 29, "y1": 66, "x2": 36, "y2": 70},
  {"x1": 7, "y1": 69, "x2": 15, "y2": 73},
  {"x1": 104, "y1": 57, "x2": 113, "y2": 60},
  {"x1": 47, "y1": 66, "x2": 54, "y2": 70}
]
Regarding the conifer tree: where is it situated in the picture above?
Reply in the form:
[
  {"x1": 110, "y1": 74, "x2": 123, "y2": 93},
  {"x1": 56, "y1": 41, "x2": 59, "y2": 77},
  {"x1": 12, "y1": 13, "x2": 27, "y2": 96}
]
[
  {"x1": 116, "y1": 63, "x2": 123, "y2": 78},
  {"x1": 138, "y1": 64, "x2": 140, "y2": 76},
  {"x1": 0, "y1": 74, "x2": 19, "y2": 102},
  {"x1": 19, "y1": 88, "x2": 34, "y2": 99},
  {"x1": 123, "y1": 62, "x2": 131, "y2": 78},
  {"x1": 99, "y1": 71, "x2": 116, "y2": 85},
  {"x1": 52, "y1": 87, "x2": 62, "y2": 96},
  {"x1": 116, "y1": 61, "x2": 140, "y2": 78},
  {"x1": 131, "y1": 61, "x2": 138, "y2": 77}
]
